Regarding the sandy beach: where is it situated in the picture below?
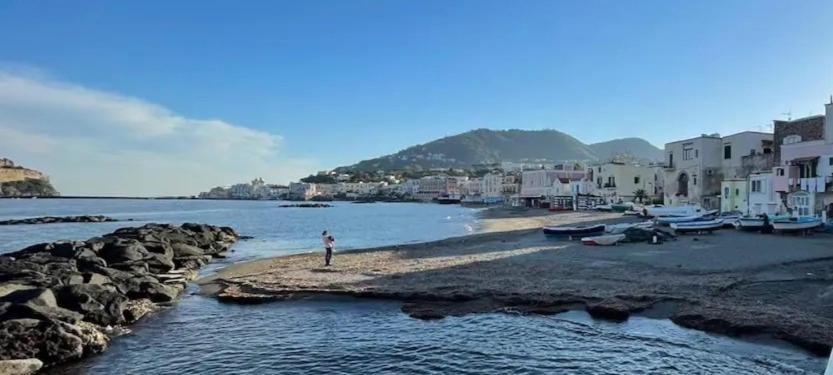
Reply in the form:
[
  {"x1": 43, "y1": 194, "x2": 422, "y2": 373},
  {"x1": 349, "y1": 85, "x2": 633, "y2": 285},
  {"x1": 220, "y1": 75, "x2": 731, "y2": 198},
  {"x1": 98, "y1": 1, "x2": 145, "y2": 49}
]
[{"x1": 199, "y1": 208, "x2": 833, "y2": 356}]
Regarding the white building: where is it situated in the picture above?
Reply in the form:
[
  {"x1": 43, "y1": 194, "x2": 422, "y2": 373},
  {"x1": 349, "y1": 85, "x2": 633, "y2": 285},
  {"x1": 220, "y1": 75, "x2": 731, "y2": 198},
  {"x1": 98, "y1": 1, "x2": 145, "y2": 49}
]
[
  {"x1": 747, "y1": 172, "x2": 782, "y2": 216},
  {"x1": 520, "y1": 166, "x2": 587, "y2": 207},
  {"x1": 720, "y1": 132, "x2": 774, "y2": 179},
  {"x1": 289, "y1": 182, "x2": 317, "y2": 200},
  {"x1": 663, "y1": 134, "x2": 725, "y2": 209},
  {"x1": 480, "y1": 173, "x2": 504, "y2": 204}
]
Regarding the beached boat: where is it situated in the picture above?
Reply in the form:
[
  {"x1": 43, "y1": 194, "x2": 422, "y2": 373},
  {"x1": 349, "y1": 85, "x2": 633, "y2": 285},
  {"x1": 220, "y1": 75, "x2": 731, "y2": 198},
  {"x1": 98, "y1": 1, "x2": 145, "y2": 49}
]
[
  {"x1": 670, "y1": 219, "x2": 724, "y2": 233},
  {"x1": 605, "y1": 221, "x2": 653, "y2": 234},
  {"x1": 772, "y1": 217, "x2": 822, "y2": 232},
  {"x1": 610, "y1": 203, "x2": 633, "y2": 213},
  {"x1": 644, "y1": 204, "x2": 707, "y2": 218},
  {"x1": 655, "y1": 214, "x2": 708, "y2": 225},
  {"x1": 736, "y1": 217, "x2": 765, "y2": 231},
  {"x1": 542, "y1": 224, "x2": 606, "y2": 237},
  {"x1": 825, "y1": 348, "x2": 832, "y2": 375},
  {"x1": 718, "y1": 212, "x2": 743, "y2": 228},
  {"x1": 594, "y1": 204, "x2": 613, "y2": 212},
  {"x1": 581, "y1": 233, "x2": 626, "y2": 246}
]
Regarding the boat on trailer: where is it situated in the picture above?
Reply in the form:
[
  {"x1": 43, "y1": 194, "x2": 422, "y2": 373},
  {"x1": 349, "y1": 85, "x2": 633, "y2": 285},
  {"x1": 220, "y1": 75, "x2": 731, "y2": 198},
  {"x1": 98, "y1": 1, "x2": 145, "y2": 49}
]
[
  {"x1": 543, "y1": 224, "x2": 606, "y2": 238},
  {"x1": 670, "y1": 219, "x2": 724, "y2": 233},
  {"x1": 581, "y1": 233, "x2": 626, "y2": 246},
  {"x1": 772, "y1": 217, "x2": 823, "y2": 232}
]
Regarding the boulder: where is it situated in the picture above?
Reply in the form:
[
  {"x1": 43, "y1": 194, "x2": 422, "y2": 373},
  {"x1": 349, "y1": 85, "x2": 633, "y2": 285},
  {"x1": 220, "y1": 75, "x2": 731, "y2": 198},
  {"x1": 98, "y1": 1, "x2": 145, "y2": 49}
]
[
  {"x1": 0, "y1": 288, "x2": 57, "y2": 309},
  {"x1": 123, "y1": 299, "x2": 155, "y2": 323},
  {"x1": 145, "y1": 253, "x2": 175, "y2": 274},
  {"x1": 127, "y1": 281, "x2": 179, "y2": 303},
  {"x1": 171, "y1": 243, "x2": 204, "y2": 258},
  {"x1": 83, "y1": 273, "x2": 111, "y2": 285},
  {"x1": 0, "y1": 301, "x2": 84, "y2": 324},
  {"x1": 0, "y1": 284, "x2": 34, "y2": 299},
  {"x1": 58, "y1": 321, "x2": 108, "y2": 356},
  {"x1": 98, "y1": 239, "x2": 149, "y2": 265},
  {"x1": 54, "y1": 284, "x2": 127, "y2": 326},
  {"x1": 0, "y1": 318, "x2": 84, "y2": 365},
  {"x1": 0, "y1": 358, "x2": 43, "y2": 375}
]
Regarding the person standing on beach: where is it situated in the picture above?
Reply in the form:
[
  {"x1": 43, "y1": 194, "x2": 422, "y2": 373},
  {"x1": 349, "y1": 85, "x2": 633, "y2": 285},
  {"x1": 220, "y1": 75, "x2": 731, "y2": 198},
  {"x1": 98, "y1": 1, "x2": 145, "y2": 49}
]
[{"x1": 322, "y1": 230, "x2": 335, "y2": 266}]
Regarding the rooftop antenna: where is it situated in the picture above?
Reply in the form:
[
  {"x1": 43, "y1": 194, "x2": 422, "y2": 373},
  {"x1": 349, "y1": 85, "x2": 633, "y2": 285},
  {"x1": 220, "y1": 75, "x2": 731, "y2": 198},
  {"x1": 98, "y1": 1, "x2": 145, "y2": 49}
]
[{"x1": 781, "y1": 111, "x2": 792, "y2": 121}]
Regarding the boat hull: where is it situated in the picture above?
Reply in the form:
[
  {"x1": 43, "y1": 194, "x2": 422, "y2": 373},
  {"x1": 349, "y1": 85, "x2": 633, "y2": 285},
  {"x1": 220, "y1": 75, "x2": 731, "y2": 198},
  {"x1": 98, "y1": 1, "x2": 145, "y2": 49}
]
[
  {"x1": 581, "y1": 234, "x2": 626, "y2": 246},
  {"x1": 772, "y1": 220, "x2": 822, "y2": 232},
  {"x1": 670, "y1": 219, "x2": 724, "y2": 233},
  {"x1": 543, "y1": 224, "x2": 606, "y2": 237}
]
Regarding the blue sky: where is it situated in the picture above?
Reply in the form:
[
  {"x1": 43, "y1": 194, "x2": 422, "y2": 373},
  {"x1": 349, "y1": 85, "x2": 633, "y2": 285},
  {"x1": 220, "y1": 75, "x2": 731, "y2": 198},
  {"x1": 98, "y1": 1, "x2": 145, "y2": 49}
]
[{"x1": 1, "y1": 1, "x2": 832, "y2": 195}]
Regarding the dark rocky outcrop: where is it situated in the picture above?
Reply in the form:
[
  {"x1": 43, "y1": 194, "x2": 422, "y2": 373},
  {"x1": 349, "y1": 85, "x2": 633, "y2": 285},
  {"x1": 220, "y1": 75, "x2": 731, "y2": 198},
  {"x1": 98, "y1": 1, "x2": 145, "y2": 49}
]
[
  {"x1": 0, "y1": 215, "x2": 119, "y2": 226},
  {"x1": 0, "y1": 223, "x2": 238, "y2": 369}
]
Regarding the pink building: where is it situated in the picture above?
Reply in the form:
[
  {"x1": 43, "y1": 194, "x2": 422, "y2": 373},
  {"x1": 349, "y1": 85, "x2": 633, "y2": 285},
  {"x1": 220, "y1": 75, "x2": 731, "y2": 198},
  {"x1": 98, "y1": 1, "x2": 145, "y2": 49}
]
[{"x1": 771, "y1": 98, "x2": 833, "y2": 215}]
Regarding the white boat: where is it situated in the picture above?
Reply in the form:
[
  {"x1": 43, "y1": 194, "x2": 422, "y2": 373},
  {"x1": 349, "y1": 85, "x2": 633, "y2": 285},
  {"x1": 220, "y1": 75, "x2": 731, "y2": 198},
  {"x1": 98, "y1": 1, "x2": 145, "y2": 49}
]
[
  {"x1": 644, "y1": 204, "x2": 707, "y2": 218},
  {"x1": 605, "y1": 221, "x2": 653, "y2": 234},
  {"x1": 825, "y1": 348, "x2": 832, "y2": 375},
  {"x1": 670, "y1": 219, "x2": 724, "y2": 233},
  {"x1": 581, "y1": 233, "x2": 626, "y2": 246},
  {"x1": 718, "y1": 212, "x2": 743, "y2": 227},
  {"x1": 594, "y1": 204, "x2": 613, "y2": 211},
  {"x1": 655, "y1": 215, "x2": 708, "y2": 225},
  {"x1": 772, "y1": 217, "x2": 822, "y2": 232},
  {"x1": 736, "y1": 217, "x2": 765, "y2": 231}
]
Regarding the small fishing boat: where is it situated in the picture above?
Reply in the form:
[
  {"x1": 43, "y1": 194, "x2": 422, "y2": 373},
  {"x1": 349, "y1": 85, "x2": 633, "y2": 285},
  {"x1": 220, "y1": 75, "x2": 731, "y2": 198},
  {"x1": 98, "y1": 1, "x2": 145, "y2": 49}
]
[
  {"x1": 610, "y1": 203, "x2": 633, "y2": 213},
  {"x1": 718, "y1": 211, "x2": 743, "y2": 228},
  {"x1": 736, "y1": 216, "x2": 765, "y2": 231},
  {"x1": 772, "y1": 217, "x2": 822, "y2": 232},
  {"x1": 655, "y1": 215, "x2": 704, "y2": 225},
  {"x1": 594, "y1": 204, "x2": 613, "y2": 212},
  {"x1": 670, "y1": 219, "x2": 724, "y2": 233},
  {"x1": 581, "y1": 233, "x2": 626, "y2": 246},
  {"x1": 543, "y1": 224, "x2": 606, "y2": 237},
  {"x1": 644, "y1": 204, "x2": 706, "y2": 218},
  {"x1": 605, "y1": 221, "x2": 653, "y2": 234}
]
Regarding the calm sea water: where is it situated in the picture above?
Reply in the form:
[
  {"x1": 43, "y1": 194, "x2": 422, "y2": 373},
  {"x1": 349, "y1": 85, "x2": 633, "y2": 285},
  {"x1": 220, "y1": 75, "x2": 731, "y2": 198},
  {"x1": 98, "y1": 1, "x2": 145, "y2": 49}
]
[{"x1": 0, "y1": 199, "x2": 826, "y2": 374}]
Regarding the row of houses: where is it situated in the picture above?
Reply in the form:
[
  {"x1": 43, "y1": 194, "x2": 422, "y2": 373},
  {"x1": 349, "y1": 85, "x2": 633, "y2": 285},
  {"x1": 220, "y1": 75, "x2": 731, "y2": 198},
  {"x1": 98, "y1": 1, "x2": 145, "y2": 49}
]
[{"x1": 664, "y1": 98, "x2": 833, "y2": 217}]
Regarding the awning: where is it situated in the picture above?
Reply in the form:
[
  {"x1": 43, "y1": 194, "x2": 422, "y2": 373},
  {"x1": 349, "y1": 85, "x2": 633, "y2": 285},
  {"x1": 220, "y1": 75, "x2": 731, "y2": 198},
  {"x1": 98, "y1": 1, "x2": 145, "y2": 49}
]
[{"x1": 789, "y1": 156, "x2": 819, "y2": 163}]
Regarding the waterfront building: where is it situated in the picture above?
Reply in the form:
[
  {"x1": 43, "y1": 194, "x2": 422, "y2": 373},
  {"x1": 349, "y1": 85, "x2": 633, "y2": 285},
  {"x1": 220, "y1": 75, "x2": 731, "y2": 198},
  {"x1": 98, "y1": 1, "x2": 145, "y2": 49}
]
[
  {"x1": 591, "y1": 160, "x2": 655, "y2": 203},
  {"x1": 747, "y1": 172, "x2": 782, "y2": 216},
  {"x1": 480, "y1": 173, "x2": 504, "y2": 204},
  {"x1": 663, "y1": 132, "x2": 772, "y2": 210},
  {"x1": 519, "y1": 165, "x2": 587, "y2": 207},
  {"x1": 460, "y1": 178, "x2": 482, "y2": 203},
  {"x1": 416, "y1": 175, "x2": 466, "y2": 201},
  {"x1": 771, "y1": 99, "x2": 833, "y2": 215},
  {"x1": 288, "y1": 182, "x2": 317, "y2": 200},
  {"x1": 720, "y1": 179, "x2": 748, "y2": 213}
]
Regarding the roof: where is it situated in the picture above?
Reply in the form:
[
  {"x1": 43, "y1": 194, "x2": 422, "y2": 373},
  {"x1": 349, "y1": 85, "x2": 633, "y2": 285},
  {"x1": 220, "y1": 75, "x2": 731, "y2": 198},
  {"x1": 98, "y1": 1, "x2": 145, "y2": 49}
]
[{"x1": 789, "y1": 156, "x2": 819, "y2": 163}]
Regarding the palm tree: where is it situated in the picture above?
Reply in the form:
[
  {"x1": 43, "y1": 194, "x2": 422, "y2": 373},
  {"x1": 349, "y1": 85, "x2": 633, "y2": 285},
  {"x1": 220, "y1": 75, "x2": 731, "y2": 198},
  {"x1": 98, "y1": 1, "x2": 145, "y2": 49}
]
[{"x1": 633, "y1": 189, "x2": 648, "y2": 203}]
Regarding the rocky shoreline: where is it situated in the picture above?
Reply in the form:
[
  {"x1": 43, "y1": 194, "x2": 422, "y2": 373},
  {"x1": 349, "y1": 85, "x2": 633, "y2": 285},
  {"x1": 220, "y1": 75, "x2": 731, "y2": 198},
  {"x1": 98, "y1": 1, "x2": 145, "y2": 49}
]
[
  {"x1": 0, "y1": 223, "x2": 238, "y2": 373},
  {"x1": 0, "y1": 215, "x2": 123, "y2": 226},
  {"x1": 201, "y1": 219, "x2": 833, "y2": 357}
]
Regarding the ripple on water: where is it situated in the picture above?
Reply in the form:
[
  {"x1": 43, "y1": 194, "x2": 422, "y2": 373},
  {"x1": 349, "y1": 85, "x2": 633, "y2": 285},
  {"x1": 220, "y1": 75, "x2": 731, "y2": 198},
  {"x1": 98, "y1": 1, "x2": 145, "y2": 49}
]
[{"x1": 52, "y1": 296, "x2": 825, "y2": 375}]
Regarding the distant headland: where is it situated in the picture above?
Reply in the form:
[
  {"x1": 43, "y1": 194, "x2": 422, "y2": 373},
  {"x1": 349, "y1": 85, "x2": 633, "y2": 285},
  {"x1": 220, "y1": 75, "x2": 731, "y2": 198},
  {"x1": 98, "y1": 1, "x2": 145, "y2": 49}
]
[{"x1": 0, "y1": 158, "x2": 60, "y2": 198}]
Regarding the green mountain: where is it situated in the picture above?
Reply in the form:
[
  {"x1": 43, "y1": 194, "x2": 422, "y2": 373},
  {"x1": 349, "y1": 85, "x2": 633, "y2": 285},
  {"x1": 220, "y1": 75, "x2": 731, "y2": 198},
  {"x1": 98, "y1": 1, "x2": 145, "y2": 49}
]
[{"x1": 339, "y1": 129, "x2": 662, "y2": 171}]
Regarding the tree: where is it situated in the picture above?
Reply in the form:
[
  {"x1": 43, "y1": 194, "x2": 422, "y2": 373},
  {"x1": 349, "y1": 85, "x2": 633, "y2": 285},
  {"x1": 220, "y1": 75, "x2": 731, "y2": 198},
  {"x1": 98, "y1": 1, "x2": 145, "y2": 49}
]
[{"x1": 633, "y1": 189, "x2": 648, "y2": 203}]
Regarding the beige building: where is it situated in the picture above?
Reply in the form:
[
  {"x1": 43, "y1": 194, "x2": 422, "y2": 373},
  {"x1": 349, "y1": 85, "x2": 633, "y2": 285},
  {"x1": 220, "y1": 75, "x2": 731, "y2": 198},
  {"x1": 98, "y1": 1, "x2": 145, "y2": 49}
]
[{"x1": 590, "y1": 161, "x2": 655, "y2": 202}]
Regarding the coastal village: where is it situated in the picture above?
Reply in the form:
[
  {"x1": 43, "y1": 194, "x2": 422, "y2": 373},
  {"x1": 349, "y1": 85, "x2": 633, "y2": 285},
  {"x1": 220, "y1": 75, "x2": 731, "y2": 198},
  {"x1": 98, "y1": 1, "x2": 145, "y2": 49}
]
[{"x1": 202, "y1": 97, "x2": 833, "y2": 220}]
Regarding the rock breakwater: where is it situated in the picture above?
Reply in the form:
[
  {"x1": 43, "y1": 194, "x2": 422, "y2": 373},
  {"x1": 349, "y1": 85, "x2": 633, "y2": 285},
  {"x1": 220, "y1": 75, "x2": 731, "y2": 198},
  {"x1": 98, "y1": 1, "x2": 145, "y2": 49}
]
[
  {"x1": 0, "y1": 215, "x2": 122, "y2": 226},
  {"x1": 0, "y1": 223, "x2": 238, "y2": 371}
]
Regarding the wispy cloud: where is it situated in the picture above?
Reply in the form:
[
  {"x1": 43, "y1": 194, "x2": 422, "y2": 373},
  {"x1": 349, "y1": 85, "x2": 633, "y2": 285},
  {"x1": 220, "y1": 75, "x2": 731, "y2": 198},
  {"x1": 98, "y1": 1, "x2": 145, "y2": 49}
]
[{"x1": 0, "y1": 70, "x2": 316, "y2": 196}]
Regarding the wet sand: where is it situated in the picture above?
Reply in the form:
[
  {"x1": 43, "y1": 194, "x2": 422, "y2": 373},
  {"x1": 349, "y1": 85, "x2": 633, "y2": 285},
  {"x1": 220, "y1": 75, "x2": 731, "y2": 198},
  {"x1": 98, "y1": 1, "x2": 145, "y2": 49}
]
[{"x1": 199, "y1": 209, "x2": 833, "y2": 356}]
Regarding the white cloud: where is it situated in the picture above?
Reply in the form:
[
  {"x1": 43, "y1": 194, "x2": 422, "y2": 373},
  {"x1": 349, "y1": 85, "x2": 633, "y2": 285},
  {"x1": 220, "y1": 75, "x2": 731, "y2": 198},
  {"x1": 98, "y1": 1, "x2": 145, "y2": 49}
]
[{"x1": 0, "y1": 70, "x2": 317, "y2": 196}]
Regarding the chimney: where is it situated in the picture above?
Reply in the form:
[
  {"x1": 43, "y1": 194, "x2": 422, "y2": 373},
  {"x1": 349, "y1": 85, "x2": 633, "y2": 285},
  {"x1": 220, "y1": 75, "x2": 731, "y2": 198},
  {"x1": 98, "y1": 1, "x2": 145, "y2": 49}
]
[{"x1": 826, "y1": 95, "x2": 833, "y2": 144}]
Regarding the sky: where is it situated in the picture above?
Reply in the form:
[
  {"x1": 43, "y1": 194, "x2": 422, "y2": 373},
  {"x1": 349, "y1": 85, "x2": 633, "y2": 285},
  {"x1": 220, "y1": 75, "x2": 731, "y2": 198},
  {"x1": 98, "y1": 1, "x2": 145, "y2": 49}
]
[{"x1": 1, "y1": 0, "x2": 832, "y2": 196}]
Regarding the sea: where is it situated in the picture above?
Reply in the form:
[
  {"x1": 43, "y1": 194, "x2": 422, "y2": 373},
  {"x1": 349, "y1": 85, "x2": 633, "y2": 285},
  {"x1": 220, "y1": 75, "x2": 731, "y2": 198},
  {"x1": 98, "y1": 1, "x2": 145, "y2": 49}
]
[{"x1": 0, "y1": 199, "x2": 826, "y2": 374}]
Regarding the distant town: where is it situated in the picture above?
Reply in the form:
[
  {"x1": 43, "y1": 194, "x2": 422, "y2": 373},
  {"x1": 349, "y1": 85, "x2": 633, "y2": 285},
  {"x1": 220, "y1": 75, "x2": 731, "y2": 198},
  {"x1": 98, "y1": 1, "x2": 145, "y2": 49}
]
[{"x1": 200, "y1": 98, "x2": 833, "y2": 219}]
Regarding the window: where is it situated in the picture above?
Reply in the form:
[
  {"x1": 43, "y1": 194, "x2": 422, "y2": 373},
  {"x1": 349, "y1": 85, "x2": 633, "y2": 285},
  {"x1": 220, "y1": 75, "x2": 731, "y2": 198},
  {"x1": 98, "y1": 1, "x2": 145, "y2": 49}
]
[
  {"x1": 751, "y1": 180, "x2": 762, "y2": 192},
  {"x1": 724, "y1": 145, "x2": 732, "y2": 159},
  {"x1": 829, "y1": 157, "x2": 833, "y2": 166},
  {"x1": 750, "y1": 149, "x2": 756, "y2": 156},
  {"x1": 693, "y1": 175, "x2": 697, "y2": 185},
  {"x1": 634, "y1": 176, "x2": 640, "y2": 184},
  {"x1": 683, "y1": 144, "x2": 694, "y2": 160},
  {"x1": 777, "y1": 168, "x2": 784, "y2": 176},
  {"x1": 783, "y1": 135, "x2": 802, "y2": 145},
  {"x1": 669, "y1": 153, "x2": 674, "y2": 167},
  {"x1": 723, "y1": 187, "x2": 730, "y2": 199},
  {"x1": 735, "y1": 188, "x2": 739, "y2": 196}
]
